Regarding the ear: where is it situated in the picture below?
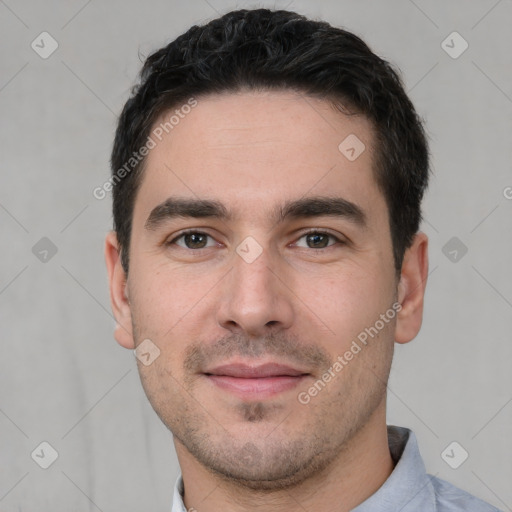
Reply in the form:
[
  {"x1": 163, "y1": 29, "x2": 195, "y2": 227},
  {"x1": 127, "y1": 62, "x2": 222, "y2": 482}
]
[
  {"x1": 104, "y1": 231, "x2": 135, "y2": 349},
  {"x1": 395, "y1": 231, "x2": 429, "y2": 344}
]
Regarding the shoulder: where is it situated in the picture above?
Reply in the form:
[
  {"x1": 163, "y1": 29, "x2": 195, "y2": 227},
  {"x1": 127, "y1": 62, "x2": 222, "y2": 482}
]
[{"x1": 429, "y1": 475, "x2": 503, "y2": 512}]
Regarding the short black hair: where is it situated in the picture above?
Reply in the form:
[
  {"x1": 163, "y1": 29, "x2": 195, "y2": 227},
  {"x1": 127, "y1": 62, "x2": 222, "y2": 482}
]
[{"x1": 110, "y1": 8, "x2": 430, "y2": 275}]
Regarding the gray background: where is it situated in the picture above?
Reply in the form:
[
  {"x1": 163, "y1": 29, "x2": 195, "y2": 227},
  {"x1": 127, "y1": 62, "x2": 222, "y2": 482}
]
[{"x1": 1, "y1": 0, "x2": 511, "y2": 511}]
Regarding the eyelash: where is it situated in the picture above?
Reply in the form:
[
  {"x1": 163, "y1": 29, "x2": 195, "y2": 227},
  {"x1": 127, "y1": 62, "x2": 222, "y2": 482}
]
[{"x1": 165, "y1": 228, "x2": 345, "y2": 251}]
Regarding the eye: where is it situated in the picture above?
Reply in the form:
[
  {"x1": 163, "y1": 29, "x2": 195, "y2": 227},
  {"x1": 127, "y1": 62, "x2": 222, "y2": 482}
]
[
  {"x1": 167, "y1": 230, "x2": 218, "y2": 250},
  {"x1": 294, "y1": 230, "x2": 343, "y2": 249}
]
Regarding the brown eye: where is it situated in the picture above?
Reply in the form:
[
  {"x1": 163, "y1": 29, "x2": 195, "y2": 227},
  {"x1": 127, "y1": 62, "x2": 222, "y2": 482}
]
[
  {"x1": 295, "y1": 231, "x2": 341, "y2": 249},
  {"x1": 168, "y1": 231, "x2": 215, "y2": 250},
  {"x1": 306, "y1": 233, "x2": 330, "y2": 248}
]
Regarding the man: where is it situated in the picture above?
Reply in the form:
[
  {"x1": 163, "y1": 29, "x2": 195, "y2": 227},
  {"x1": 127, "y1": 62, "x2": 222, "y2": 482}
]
[{"x1": 105, "y1": 8, "x2": 500, "y2": 512}]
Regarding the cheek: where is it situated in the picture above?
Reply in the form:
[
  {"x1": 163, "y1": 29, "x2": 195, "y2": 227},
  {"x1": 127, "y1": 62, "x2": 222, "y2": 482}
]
[
  {"x1": 129, "y1": 265, "x2": 208, "y2": 331},
  {"x1": 306, "y1": 266, "x2": 391, "y2": 340},
  {"x1": 128, "y1": 265, "x2": 220, "y2": 379}
]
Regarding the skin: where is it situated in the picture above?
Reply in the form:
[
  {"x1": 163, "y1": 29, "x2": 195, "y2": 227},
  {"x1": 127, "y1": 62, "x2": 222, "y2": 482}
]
[{"x1": 105, "y1": 90, "x2": 428, "y2": 512}]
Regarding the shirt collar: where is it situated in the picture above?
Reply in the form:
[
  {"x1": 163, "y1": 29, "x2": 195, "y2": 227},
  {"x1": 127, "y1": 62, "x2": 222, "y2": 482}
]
[
  {"x1": 171, "y1": 474, "x2": 186, "y2": 512},
  {"x1": 171, "y1": 425, "x2": 436, "y2": 512},
  {"x1": 352, "y1": 426, "x2": 436, "y2": 511}
]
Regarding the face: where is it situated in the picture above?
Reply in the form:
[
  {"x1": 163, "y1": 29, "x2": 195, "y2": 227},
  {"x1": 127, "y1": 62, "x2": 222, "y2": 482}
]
[{"x1": 106, "y1": 90, "x2": 426, "y2": 490}]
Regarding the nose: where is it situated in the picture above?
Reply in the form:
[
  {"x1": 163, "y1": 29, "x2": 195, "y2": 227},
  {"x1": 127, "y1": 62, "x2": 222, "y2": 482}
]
[{"x1": 216, "y1": 243, "x2": 294, "y2": 337}]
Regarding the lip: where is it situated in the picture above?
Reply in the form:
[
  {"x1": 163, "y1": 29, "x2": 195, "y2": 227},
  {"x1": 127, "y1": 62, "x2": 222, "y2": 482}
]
[
  {"x1": 205, "y1": 362, "x2": 308, "y2": 378},
  {"x1": 203, "y1": 362, "x2": 310, "y2": 400}
]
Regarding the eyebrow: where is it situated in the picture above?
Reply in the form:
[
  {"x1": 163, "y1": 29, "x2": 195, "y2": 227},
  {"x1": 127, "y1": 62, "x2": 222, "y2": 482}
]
[{"x1": 144, "y1": 195, "x2": 367, "y2": 231}]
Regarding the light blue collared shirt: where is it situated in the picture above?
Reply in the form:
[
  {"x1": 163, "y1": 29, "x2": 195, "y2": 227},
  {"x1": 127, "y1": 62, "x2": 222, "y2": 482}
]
[{"x1": 171, "y1": 425, "x2": 502, "y2": 512}]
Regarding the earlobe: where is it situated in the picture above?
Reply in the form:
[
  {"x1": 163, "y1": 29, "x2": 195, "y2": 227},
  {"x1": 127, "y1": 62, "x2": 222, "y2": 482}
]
[
  {"x1": 104, "y1": 231, "x2": 135, "y2": 349},
  {"x1": 394, "y1": 232, "x2": 429, "y2": 345}
]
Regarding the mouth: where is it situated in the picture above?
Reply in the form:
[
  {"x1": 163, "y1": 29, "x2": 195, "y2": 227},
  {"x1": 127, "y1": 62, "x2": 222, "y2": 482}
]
[{"x1": 203, "y1": 362, "x2": 310, "y2": 400}]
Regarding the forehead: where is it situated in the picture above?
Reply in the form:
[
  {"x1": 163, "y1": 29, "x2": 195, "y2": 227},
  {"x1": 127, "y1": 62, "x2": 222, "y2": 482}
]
[{"x1": 134, "y1": 90, "x2": 386, "y2": 229}]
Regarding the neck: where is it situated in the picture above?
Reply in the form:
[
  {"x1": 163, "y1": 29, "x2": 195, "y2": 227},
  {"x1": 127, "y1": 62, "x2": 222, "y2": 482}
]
[{"x1": 174, "y1": 405, "x2": 394, "y2": 512}]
